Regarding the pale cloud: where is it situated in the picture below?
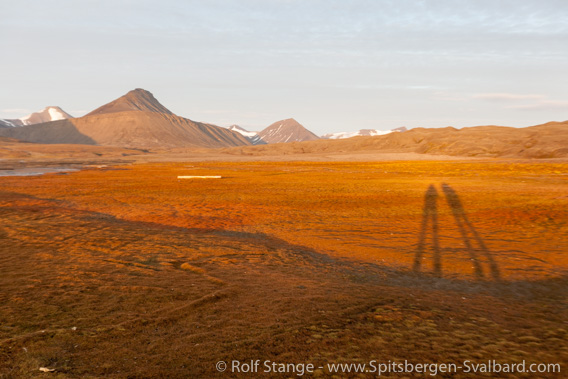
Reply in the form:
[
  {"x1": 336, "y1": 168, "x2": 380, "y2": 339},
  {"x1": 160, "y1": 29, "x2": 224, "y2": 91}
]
[
  {"x1": 333, "y1": 84, "x2": 442, "y2": 91},
  {"x1": 68, "y1": 109, "x2": 88, "y2": 115},
  {"x1": 474, "y1": 93, "x2": 568, "y2": 113},
  {"x1": 1, "y1": 0, "x2": 568, "y2": 131},
  {"x1": 1, "y1": 108, "x2": 31, "y2": 114},
  {"x1": 507, "y1": 101, "x2": 568, "y2": 111},
  {"x1": 432, "y1": 91, "x2": 467, "y2": 102},
  {"x1": 473, "y1": 93, "x2": 545, "y2": 101}
]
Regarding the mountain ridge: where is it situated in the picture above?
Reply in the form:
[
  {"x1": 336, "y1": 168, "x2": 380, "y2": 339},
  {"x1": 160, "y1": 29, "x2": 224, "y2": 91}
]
[
  {"x1": 222, "y1": 121, "x2": 568, "y2": 159},
  {"x1": 0, "y1": 89, "x2": 250, "y2": 149}
]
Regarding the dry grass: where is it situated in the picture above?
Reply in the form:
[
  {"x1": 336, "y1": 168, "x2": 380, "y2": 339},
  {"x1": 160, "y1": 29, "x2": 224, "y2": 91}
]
[{"x1": 0, "y1": 160, "x2": 566, "y2": 377}]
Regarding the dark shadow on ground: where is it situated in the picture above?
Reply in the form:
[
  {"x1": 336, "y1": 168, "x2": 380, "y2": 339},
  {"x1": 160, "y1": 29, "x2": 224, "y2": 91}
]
[
  {"x1": 442, "y1": 183, "x2": 501, "y2": 281},
  {"x1": 2, "y1": 190, "x2": 562, "y2": 300},
  {"x1": 413, "y1": 183, "x2": 502, "y2": 281},
  {"x1": 413, "y1": 184, "x2": 441, "y2": 275}
]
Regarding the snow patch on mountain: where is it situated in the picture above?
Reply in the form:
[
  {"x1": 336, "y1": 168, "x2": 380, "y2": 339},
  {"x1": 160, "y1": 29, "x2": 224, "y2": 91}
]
[
  {"x1": 227, "y1": 125, "x2": 266, "y2": 145},
  {"x1": 47, "y1": 107, "x2": 68, "y2": 121},
  {"x1": 228, "y1": 125, "x2": 258, "y2": 138},
  {"x1": 1, "y1": 106, "x2": 73, "y2": 128},
  {"x1": 322, "y1": 127, "x2": 407, "y2": 139}
]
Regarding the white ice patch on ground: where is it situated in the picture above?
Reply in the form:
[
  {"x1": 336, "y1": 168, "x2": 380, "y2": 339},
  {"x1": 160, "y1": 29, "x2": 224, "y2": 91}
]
[{"x1": 1, "y1": 119, "x2": 15, "y2": 127}]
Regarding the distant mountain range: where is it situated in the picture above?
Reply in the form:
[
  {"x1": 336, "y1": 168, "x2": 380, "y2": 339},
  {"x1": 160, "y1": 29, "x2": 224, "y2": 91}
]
[
  {"x1": 227, "y1": 123, "x2": 409, "y2": 145},
  {"x1": 0, "y1": 90, "x2": 411, "y2": 148},
  {"x1": 0, "y1": 106, "x2": 73, "y2": 128},
  {"x1": 221, "y1": 121, "x2": 568, "y2": 159},
  {"x1": 0, "y1": 89, "x2": 249, "y2": 148},
  {"x1": 2, "y1": 89, "x2": 564, "y2": 159}
]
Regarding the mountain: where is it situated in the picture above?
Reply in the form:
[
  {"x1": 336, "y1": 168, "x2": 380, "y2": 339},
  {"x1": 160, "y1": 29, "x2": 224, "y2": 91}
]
[
  {"x1": 227, "y1": 125, "x2": 266, "y2": 145},
  {"x1": 0, "y1": 106, "x2": 73, "y2": 128},
  {"x1": 322, "y1": 127, "x2": 408, "y2": 139},
  {"x1": 222, "y1": 121, "x2": 568, "y2": 159},
  {"x1": 0, "y1": 89, "x2": 250, "y2": 149},
  {"x1": 86, "y1": 88, "x2": 173, "y2": 116},
  {"x1": 258, "y1": 118, "x2": 319, "y2": 144}
]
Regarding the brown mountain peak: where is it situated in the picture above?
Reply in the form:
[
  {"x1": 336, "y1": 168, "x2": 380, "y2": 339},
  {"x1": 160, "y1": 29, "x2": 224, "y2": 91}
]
[
  {"x1": 86, "y1": 88, "x2": 173, "y2": 117},
  {"x1": 259, "y1": 118, "x2": 320, "y2": 144}
]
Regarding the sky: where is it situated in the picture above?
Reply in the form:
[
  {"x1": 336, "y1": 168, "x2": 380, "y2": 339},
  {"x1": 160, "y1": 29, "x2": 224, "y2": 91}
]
[{"x1": 1, "y1": 0, "x2": 567, "y2": 135}]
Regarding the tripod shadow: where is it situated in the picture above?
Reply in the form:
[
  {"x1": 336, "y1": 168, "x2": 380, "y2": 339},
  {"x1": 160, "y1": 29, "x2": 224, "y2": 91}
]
[{"x1": 413, "y1": 183, "x2": 501, "y2": 281}]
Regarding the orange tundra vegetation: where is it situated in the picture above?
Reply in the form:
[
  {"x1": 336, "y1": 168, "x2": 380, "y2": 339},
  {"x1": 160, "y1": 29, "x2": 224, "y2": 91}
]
[{"x1": 0, "y1": 160, "x2": 567, "y2": 377}]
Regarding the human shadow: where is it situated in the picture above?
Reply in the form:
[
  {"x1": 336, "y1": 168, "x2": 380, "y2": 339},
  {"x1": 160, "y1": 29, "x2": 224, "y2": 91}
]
[
  {"x1": 441, "y1": 183, "x2": 501, "y2": 281},
  {"x1": 413, "y1": 184, "x2": 501, "y2": 281},
  {"x1": 413, "y1": 185, "x2": 441, "y2": 276}
]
